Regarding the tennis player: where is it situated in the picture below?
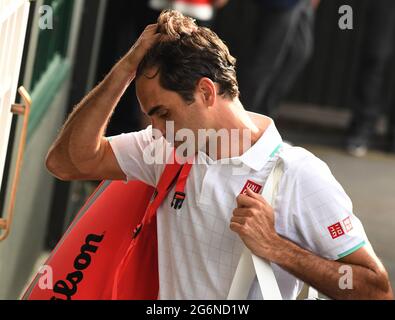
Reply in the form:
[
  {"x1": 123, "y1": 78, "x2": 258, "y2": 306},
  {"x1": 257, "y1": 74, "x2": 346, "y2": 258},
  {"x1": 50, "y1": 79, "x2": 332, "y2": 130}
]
[{"x1": 45, "y1": 10, "x2": 393, "y2": 300}]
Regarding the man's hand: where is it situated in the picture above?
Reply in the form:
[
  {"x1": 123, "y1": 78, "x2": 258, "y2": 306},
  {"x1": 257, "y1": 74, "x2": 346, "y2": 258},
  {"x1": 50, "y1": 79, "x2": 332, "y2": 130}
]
[
  {"x1": 119, "y1": 24, "x2": 161, "y2": 76},
  {"x1": 230, "y1": 187, "x2": 281, "y2": 259}
]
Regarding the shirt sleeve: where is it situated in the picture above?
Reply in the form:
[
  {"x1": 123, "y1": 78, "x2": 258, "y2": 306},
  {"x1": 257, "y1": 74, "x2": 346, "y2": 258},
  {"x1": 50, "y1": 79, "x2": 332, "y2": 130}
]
[
  {"x1": 288, "y1": 154, "x2": 368, "y2": 261},
  {"x1": 106, "y1": 125, "x2": 170, "y2": 186}
]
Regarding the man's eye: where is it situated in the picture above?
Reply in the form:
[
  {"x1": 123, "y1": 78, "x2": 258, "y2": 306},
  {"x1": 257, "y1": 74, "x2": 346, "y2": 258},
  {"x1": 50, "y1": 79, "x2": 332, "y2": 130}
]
[{"x1": 160, "y1": 112, "x2": 169, "y2": 119}]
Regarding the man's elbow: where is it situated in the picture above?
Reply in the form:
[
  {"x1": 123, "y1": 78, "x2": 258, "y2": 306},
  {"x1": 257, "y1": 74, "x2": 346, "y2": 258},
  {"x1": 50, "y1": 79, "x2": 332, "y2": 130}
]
[
  {"x1": 377, "y1": 278, "x2": 394, "y2": 300},
  {"x1": 380, "y1": 289, "x2": 394, "y2": 300},
  {"x1": 369, "y1": 271, "x2": 394, "y2": 300},
  {"x1": 341, "y1": 269, "x2": 393, "y2": 300},
  {"x1": 45, "y1": 150, "x2": 75, "y2": 181},
  {"x1": 371, "y1": 286, "x2": 394, "y2": 300}
]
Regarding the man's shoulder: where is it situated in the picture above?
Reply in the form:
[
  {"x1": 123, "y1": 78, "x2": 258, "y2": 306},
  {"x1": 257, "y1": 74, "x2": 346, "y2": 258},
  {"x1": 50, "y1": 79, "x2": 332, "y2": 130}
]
[{"x1": 279, "y1": 144, "x2": 332, "y2": 184}]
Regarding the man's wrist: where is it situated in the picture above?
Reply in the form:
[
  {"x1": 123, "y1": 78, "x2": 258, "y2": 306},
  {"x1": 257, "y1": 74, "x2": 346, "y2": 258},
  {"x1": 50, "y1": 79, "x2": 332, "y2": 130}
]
[{"x1": 264, "y1": 234, "x2": 290, "y2": 264}]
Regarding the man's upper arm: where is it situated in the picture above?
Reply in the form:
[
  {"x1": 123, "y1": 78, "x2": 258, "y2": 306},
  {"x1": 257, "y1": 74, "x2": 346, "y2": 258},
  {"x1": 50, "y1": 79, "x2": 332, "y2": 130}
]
[
  {"x1": 68, "y1": 138, "x2": 127, "y2": 181},
  {"x1": 286, "y1": 153, "x2": 369, "y2": 261},
  {"x1": 104, "y1": 126, "x2": 167, "y2": 186},
  {"x1": 94, "y1": 138, "x2": 127, "y2": 181},
  {"x1": 338, "y1": 242, "x2": 380, "y2": 270}
]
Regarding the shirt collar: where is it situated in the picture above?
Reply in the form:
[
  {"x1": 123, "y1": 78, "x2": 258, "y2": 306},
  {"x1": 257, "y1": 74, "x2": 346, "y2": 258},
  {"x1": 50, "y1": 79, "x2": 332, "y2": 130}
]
[
  {"x1": 197, "y1": 115, "x2": 283, "y2": 170},
  {"x1": 236, "y1": 117, "x2": 283, "y2": 172}
]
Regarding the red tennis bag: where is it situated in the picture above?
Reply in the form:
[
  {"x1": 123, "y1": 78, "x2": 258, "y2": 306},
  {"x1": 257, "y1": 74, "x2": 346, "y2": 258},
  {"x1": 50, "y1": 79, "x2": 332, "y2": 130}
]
[{"x1": 22, "y1": 159, "x2": 190, "y2": 300}]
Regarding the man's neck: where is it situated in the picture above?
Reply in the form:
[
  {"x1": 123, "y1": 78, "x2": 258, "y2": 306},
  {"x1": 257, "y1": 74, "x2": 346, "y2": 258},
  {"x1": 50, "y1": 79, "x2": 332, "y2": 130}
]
[{"x1": 205, "y1": 99, "x2": 271, "y2": 160}]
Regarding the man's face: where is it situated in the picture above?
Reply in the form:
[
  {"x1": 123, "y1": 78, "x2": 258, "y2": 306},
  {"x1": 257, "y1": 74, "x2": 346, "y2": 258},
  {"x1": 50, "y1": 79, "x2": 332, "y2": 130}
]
[{"x1": 136, "y1": 68, "x2": 212, "y2": 152}]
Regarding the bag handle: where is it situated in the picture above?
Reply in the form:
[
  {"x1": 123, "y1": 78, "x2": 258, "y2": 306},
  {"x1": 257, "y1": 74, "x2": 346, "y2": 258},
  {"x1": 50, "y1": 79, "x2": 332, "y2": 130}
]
[{"x1": 227, "y1": 160, "x2": 284, "y2": 300}]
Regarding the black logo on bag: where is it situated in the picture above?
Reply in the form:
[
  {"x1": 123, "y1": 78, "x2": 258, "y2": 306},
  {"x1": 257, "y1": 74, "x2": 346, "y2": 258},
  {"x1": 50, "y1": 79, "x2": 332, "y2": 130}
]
[{"x1": 50, "y1": 233, "x2": 104, "y2": 300}]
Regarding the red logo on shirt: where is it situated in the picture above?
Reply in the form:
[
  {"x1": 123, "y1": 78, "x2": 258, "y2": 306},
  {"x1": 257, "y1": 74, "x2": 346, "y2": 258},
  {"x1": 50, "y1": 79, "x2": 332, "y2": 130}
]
[
  {"x1": 328, "y1": 222, "x2": 345, "y2": 239},
  {"x1": 240, "y1": 180, "x2": 262, "y2": 195},
  {"x1": 342, "y1": 217, "x2": 353, "y2": 232}
]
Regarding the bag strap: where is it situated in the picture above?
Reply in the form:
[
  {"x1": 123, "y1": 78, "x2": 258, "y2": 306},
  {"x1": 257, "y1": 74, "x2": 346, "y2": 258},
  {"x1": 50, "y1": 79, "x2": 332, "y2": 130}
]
[
  {"x1": 307, "y1": 286, "x2": 319, "y2": 299},
  {"x1": 143, "y1": 152, "x2": 192, "y2": 224},
  {"x1": 112, "y1": 153, "x2": 186, "y2": 299},
  {"x1": 227, "y1": 159, "x2": 284, "y2": 300},
  {"x1": 171, "y1": 162, "x2": 193, "y2": 210}
]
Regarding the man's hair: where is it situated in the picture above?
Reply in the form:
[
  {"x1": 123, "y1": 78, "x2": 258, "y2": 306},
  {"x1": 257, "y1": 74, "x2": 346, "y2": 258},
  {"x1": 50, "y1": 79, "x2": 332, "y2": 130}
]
[{"x1": 136, "y1": 10, "x2": 239, "y2": 104}]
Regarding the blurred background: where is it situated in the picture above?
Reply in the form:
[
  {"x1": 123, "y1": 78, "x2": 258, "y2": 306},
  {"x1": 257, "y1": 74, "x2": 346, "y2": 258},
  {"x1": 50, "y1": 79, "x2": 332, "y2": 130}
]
[{"x1": 0, "y1": 0, "x2": 394, "y2": 299}]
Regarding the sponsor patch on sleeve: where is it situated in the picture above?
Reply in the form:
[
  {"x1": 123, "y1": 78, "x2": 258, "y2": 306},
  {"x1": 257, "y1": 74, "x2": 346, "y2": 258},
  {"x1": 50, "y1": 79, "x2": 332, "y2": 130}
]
[{"x1": 327, "y1": 216, "x2": 353, "y2": 239}]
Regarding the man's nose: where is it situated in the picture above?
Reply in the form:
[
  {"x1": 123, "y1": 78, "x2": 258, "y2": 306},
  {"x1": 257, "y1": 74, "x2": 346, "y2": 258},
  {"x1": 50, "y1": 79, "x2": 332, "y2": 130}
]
[{"x1": 151, "y1": 120, "x2": 165, "y2": 139}]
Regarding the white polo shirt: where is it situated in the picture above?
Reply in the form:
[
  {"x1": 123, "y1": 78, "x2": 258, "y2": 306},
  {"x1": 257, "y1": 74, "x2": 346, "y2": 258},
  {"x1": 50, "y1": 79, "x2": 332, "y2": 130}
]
[{"x1": 108, "y1": 117, "x2": 368, "y2": 300}]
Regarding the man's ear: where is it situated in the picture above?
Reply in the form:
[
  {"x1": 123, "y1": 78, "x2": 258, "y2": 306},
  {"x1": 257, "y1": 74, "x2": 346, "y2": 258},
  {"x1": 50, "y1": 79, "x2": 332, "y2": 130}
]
[{"x1": 196, "y1": 77, "x2": 217, "y2": 107}]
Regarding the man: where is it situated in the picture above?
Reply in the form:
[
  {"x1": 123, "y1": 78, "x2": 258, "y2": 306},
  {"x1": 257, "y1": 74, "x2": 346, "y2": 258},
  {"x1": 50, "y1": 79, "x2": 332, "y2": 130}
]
[{"x1": 46, "y1": 10, "x2": 393, "y2": 300}]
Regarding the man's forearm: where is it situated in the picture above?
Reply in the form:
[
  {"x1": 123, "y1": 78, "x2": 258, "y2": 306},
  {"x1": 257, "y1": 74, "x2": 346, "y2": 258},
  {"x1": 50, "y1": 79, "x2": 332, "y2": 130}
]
[
  {"x1": 47, "y1": 60, "x2": 135, "y2": 175},
  {"x1": 46, "y1": 24, "x2": 160, "y2": 179},
  {"x1": 67, "y1": 61, "x2": 135, "y2": 165},
  {"x1": 266, "y1": 236, "x2": 392, "y2": 300}
]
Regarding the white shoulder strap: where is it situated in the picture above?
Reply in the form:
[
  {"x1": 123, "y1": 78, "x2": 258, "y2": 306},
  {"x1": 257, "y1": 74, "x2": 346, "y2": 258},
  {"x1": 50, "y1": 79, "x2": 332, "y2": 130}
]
[{"x1": 227, "y1": 160, "x2": 284, "y2": 300}]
